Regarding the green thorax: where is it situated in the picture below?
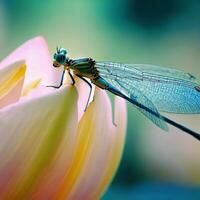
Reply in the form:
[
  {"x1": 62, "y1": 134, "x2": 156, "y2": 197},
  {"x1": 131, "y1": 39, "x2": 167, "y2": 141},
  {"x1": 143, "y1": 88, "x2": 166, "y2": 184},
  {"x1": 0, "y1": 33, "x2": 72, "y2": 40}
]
[{"x1": 69, "y1": 58, "x2": 99, "y2": 80}]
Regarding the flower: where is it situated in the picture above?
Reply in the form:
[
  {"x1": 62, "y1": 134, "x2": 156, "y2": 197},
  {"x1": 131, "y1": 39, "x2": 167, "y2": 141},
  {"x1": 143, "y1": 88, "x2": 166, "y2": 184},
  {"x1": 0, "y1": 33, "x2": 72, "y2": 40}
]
[{"x1": 0, "y1": 37, "x2": 127, "y2": 200}]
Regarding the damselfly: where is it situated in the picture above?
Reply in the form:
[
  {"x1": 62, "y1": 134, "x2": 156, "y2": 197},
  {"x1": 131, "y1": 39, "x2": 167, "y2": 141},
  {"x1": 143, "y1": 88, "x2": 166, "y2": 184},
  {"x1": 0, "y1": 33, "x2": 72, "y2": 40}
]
[{"x1": 50, "y1": 47, "x2": 200, "y2": 141}]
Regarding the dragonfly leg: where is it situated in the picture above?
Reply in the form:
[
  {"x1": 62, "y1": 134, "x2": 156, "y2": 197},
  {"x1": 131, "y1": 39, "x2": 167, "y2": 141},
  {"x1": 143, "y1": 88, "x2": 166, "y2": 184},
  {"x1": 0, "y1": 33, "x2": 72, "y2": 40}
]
[
  {"x1": 46, "y1": 70, "x2": 66, "y2": 89},
  {"x1": 68, "y1": 71, "x2": 75, "y2": 85},
  {"x1": 76, "y1": 74, "x2": 92, "y2": 112},
  {"x1": 46, "y1": 70, "x2": 76, "y2": 88}
]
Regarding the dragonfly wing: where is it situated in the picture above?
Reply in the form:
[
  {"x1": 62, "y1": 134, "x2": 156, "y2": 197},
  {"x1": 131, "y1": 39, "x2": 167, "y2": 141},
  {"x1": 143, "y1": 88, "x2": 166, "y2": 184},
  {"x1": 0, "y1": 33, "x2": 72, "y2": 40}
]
[
  {"x1": 132, "y1": 64, "x2": 197, "y2": 81},
  {"x1": 103, "y1": 76, "x2": 169, "y2": 131},
  {"x1": 96, "y1": 62, "x2": 200, "y2": 114}
]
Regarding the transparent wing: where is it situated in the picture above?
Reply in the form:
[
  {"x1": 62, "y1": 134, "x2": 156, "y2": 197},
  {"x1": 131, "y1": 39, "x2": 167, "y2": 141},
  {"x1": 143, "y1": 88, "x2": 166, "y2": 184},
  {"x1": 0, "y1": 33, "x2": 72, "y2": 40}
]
[
  {"x1": 96, "y1": 62, "x2": 200, "y2": 114},
  {"x1": 131, "y1": 64, "x2": 196, "y2": 81},
  {"x1": 106, "y1": 78, "x2": 168, "y2": 130}
]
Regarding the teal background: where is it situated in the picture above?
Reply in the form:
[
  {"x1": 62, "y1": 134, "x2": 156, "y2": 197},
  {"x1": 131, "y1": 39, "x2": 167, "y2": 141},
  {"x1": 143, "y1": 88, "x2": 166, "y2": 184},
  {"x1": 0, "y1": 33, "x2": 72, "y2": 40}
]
[{"x1": 1, "y1": 0, "x2": 200, "y2": 199}]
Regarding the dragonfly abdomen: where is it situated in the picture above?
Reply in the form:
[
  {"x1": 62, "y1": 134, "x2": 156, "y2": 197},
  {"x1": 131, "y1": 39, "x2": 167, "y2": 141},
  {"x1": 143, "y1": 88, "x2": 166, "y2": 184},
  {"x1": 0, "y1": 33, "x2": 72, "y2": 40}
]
[{"x1": 91, "y1": 77, "x2": 109, "y2": 89}]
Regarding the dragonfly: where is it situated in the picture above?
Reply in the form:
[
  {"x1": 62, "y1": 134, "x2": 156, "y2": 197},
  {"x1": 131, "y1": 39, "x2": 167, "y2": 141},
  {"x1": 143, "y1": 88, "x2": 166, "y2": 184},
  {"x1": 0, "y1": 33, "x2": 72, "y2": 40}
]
[{"x1": 50, "y1": 47, "x2": 200, "y2": 141}]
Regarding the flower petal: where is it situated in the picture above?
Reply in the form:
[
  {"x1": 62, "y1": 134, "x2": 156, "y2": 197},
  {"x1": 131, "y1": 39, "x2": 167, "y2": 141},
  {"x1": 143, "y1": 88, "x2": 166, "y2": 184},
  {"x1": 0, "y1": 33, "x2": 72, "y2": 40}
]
[
  {"x1": 0, "y1": 86, "x2": 78, "y2": 200},
  {"x1": 0, "y1": 61, "x2": 26, "y2": 108},
  {"x1": 74, "y1": 77, "x2": 93, "y2": 121},
  {"x1": 94, "y1": 96, "x2": 127, "y2": 199},
  {"x1": 22, "y1": 78, "x2": 42, "y2": 96},
  {"x1": 64, "y1": 75, "x2": 94, "y2": 121},
  {"x1": 51, "y1": 88, "x2": 127, "y2": 200},
  {"x1": 0, "y1": 36, "x2": 63, "y2": 86}
]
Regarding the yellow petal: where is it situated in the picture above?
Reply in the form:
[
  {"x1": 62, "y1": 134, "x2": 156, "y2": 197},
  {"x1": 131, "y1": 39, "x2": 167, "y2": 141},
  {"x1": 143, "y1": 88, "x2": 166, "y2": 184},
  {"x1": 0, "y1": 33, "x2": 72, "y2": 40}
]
[
  {"x1": 0, "y1": 86, "x2": 78, "y2": 200},
  {"x1": 51, "y1": 88, "x2": 127, "y2": 200},
  {"x1": 0, "y1": 61, "x2": 26, "y2": 108},
  {"x1": 22, "y1": 78, "x2": 42, "y2": 96},
  {"x1": 94, "y1": 96, "x2": 127, "y2": 199}
]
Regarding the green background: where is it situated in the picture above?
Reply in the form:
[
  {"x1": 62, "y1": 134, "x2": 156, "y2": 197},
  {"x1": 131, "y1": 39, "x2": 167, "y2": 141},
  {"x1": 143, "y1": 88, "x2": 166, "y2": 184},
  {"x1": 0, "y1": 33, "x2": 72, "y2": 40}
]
[{"x1": 1, "y1": 0, "x2": 200, "y2": 199}]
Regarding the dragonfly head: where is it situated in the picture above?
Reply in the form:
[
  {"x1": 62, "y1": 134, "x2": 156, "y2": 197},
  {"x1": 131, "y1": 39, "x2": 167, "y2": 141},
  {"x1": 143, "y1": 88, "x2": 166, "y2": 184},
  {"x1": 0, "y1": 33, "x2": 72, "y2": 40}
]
[{"x1": 53, "y1": 47, "x2": 69, "y2": 68}]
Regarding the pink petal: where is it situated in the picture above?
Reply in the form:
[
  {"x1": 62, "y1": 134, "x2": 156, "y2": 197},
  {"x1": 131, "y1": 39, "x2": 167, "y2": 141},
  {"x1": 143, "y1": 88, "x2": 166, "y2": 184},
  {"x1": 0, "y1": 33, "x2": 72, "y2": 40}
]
[{"x1": 0, "y1": 36, "x2": 63, "y2": 86}]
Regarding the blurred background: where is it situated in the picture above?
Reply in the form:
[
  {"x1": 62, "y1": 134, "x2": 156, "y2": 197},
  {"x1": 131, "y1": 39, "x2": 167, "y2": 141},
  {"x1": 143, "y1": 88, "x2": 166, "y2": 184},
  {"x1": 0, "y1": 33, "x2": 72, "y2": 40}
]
[{"x1": 1, "y1": 0, "x2": 200, "y2": 199}]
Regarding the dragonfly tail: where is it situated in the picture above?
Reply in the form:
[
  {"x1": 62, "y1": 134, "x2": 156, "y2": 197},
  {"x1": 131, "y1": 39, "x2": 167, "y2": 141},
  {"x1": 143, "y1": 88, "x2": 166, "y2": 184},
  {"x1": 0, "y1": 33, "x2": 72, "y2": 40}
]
[
  {"x1": 106, "y1": 85, "x2": 200, "y2": 141},
  {"x1": 121, "y1": 93, "x2": 200, "y2": 141},
  {"x1": 161, "y1": 115, "x2": 200, "y2": 141}
]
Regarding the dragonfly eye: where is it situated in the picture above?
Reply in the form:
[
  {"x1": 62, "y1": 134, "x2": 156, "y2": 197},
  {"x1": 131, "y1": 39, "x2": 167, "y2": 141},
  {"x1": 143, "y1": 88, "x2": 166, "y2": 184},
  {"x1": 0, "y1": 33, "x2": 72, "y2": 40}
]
[
  {"x1": 53, "y1": 53, "x2": 67, "y2": 64},
  {"x1": 57, "y1": 54, "x2": 66, "y2": 64},
  {"x1": 53, "y1": 53, "x2": 57, "y2": 60},
  {"x1": 53, "y1": 47, "x2": 69, "y2": 68},
  {"x1": 59, "y1": 48, "x2": 67, "y2": 55}
]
